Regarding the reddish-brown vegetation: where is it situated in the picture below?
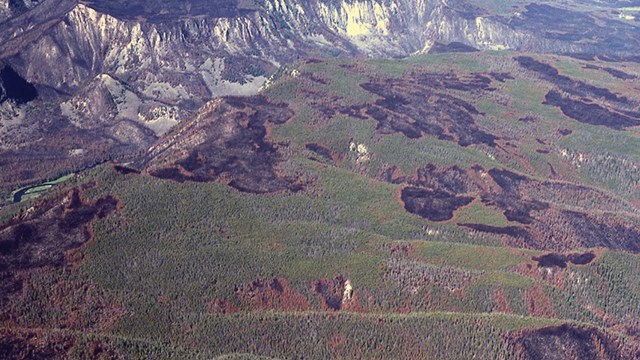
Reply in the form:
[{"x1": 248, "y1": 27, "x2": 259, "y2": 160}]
[
  {"x1": 0, "y1": 185, "x2": 124, "y2": 334},
  {"x1": 524, "y1": 284, "x2": 556, "y2": 318},
  {"x1": 492, "y1": 288, "x2": 513, "y2": 314},
  {"x1": 208, "y1": 298, "x2": 238, "y2": 314},
  {"x1": 235, "y1": 278, "x2": 309, "y2": 311},
  {"x1": 0, "y1": 328, "x2": 121, "y2": 360}
]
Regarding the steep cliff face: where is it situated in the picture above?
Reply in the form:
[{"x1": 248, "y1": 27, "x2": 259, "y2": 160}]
[
  {"x1": 5, "y1": 0, "x2": 631, "y2": 101},
  {"x1": 6, "y1": 1, "x2": 315, "y2": 107},
  {"x1": 264, "y1": 0, "x2": 602, "y2": 56}
]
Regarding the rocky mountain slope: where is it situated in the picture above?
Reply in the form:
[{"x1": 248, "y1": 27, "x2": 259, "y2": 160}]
[{"x1": 1, "y1": 0, "x2": 640, "y2": 193}]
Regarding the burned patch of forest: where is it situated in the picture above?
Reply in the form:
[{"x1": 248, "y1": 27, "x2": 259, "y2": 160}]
[
  {"x1": 515, "y1": 56, "x2": 640, "y2": 130},
  {"x1": 510, "y1": 324, "x2": 637, "y2": 360},
  {"x1": 144, "y1": 96, "x2": 301, "y2": 194},
  {"x1": 544, "y1": 91, "x2": 640, "y2": 130},
  {"x1": 390, "y1": 163, "x2": 640, "y2": 252},
  {"x1": 0, "y1": 187, "x2": 120, "y2": 272},
  {"x1": 401, "y1": 187, "x2": 474, "y2": 222},
  {"x1": 509, "y1": 4, "x2": 640, "y2": 54},
  {"x1": 583, "y1": 64, "x2": 637, "y2": 80},
  {"x1": 305, "y1": 143, "x2": 334, "y2": 162},
  {"x1": 532, "y1": 252, "x2": 596, "y2": 268},
  {"x1": 516, "y1": 56, "x2": 628, "y2": 103},
  {"x1": 0, "y1": 186, "x2": 121, "y2": 309},
  {"x1": 348, "y1": 74, "x2": 497, "y2": 146}
]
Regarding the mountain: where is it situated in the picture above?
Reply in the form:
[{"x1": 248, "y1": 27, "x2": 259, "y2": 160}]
[
  {"x1": 2, "y1": 0, "x2": 640, "y2": 192},
  {"x1": 2, "y1": 1, "x2": 640, "y2": 359}
]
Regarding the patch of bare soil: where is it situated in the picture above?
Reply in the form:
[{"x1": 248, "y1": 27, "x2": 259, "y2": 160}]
[{"x1": 235, "y1": 278, "x2": 309, "y2": 311}]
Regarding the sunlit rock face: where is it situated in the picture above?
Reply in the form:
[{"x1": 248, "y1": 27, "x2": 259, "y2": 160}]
[{"x1": 3, "y1": 0, "x2": 631, "y2": 102}]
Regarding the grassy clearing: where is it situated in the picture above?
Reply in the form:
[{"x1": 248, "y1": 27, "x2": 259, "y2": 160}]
[
  {"x1": 453, "y1": 200, "x2": 515, "y2": 228},
  {"x1": 412, "y1": 241, "x2": 534, "y2": 271},
  {"x1": 501, "y1": 78, "x2": 559, "y2": 121},
  {"x1": 7, "y1": 172, "x2": 76, "y2": 203},
  {"x1": 297, "y1": 60, "x2": 374, "y2": 103},
  {"x1": 364, "y1": 59, "x2": 413, "y2": 77},
  {"x1": 263, "y1": 78, "x2": 298, "y2": 102},
  {"x1": 412, "y1": 53, "x2": 489, "y2": 73},
  {"x1": 370, "y1": 134, "x2": 499, "y2": 173},
  {"x1": 560, "y1": 126, "x2": 640, "y2": 162},
  {"x1": 273, "y1": 113, "x2": 377, "y2": 154},
  {"x1": 554, "y1": 60, "x2": 612, "y2": 83}
]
